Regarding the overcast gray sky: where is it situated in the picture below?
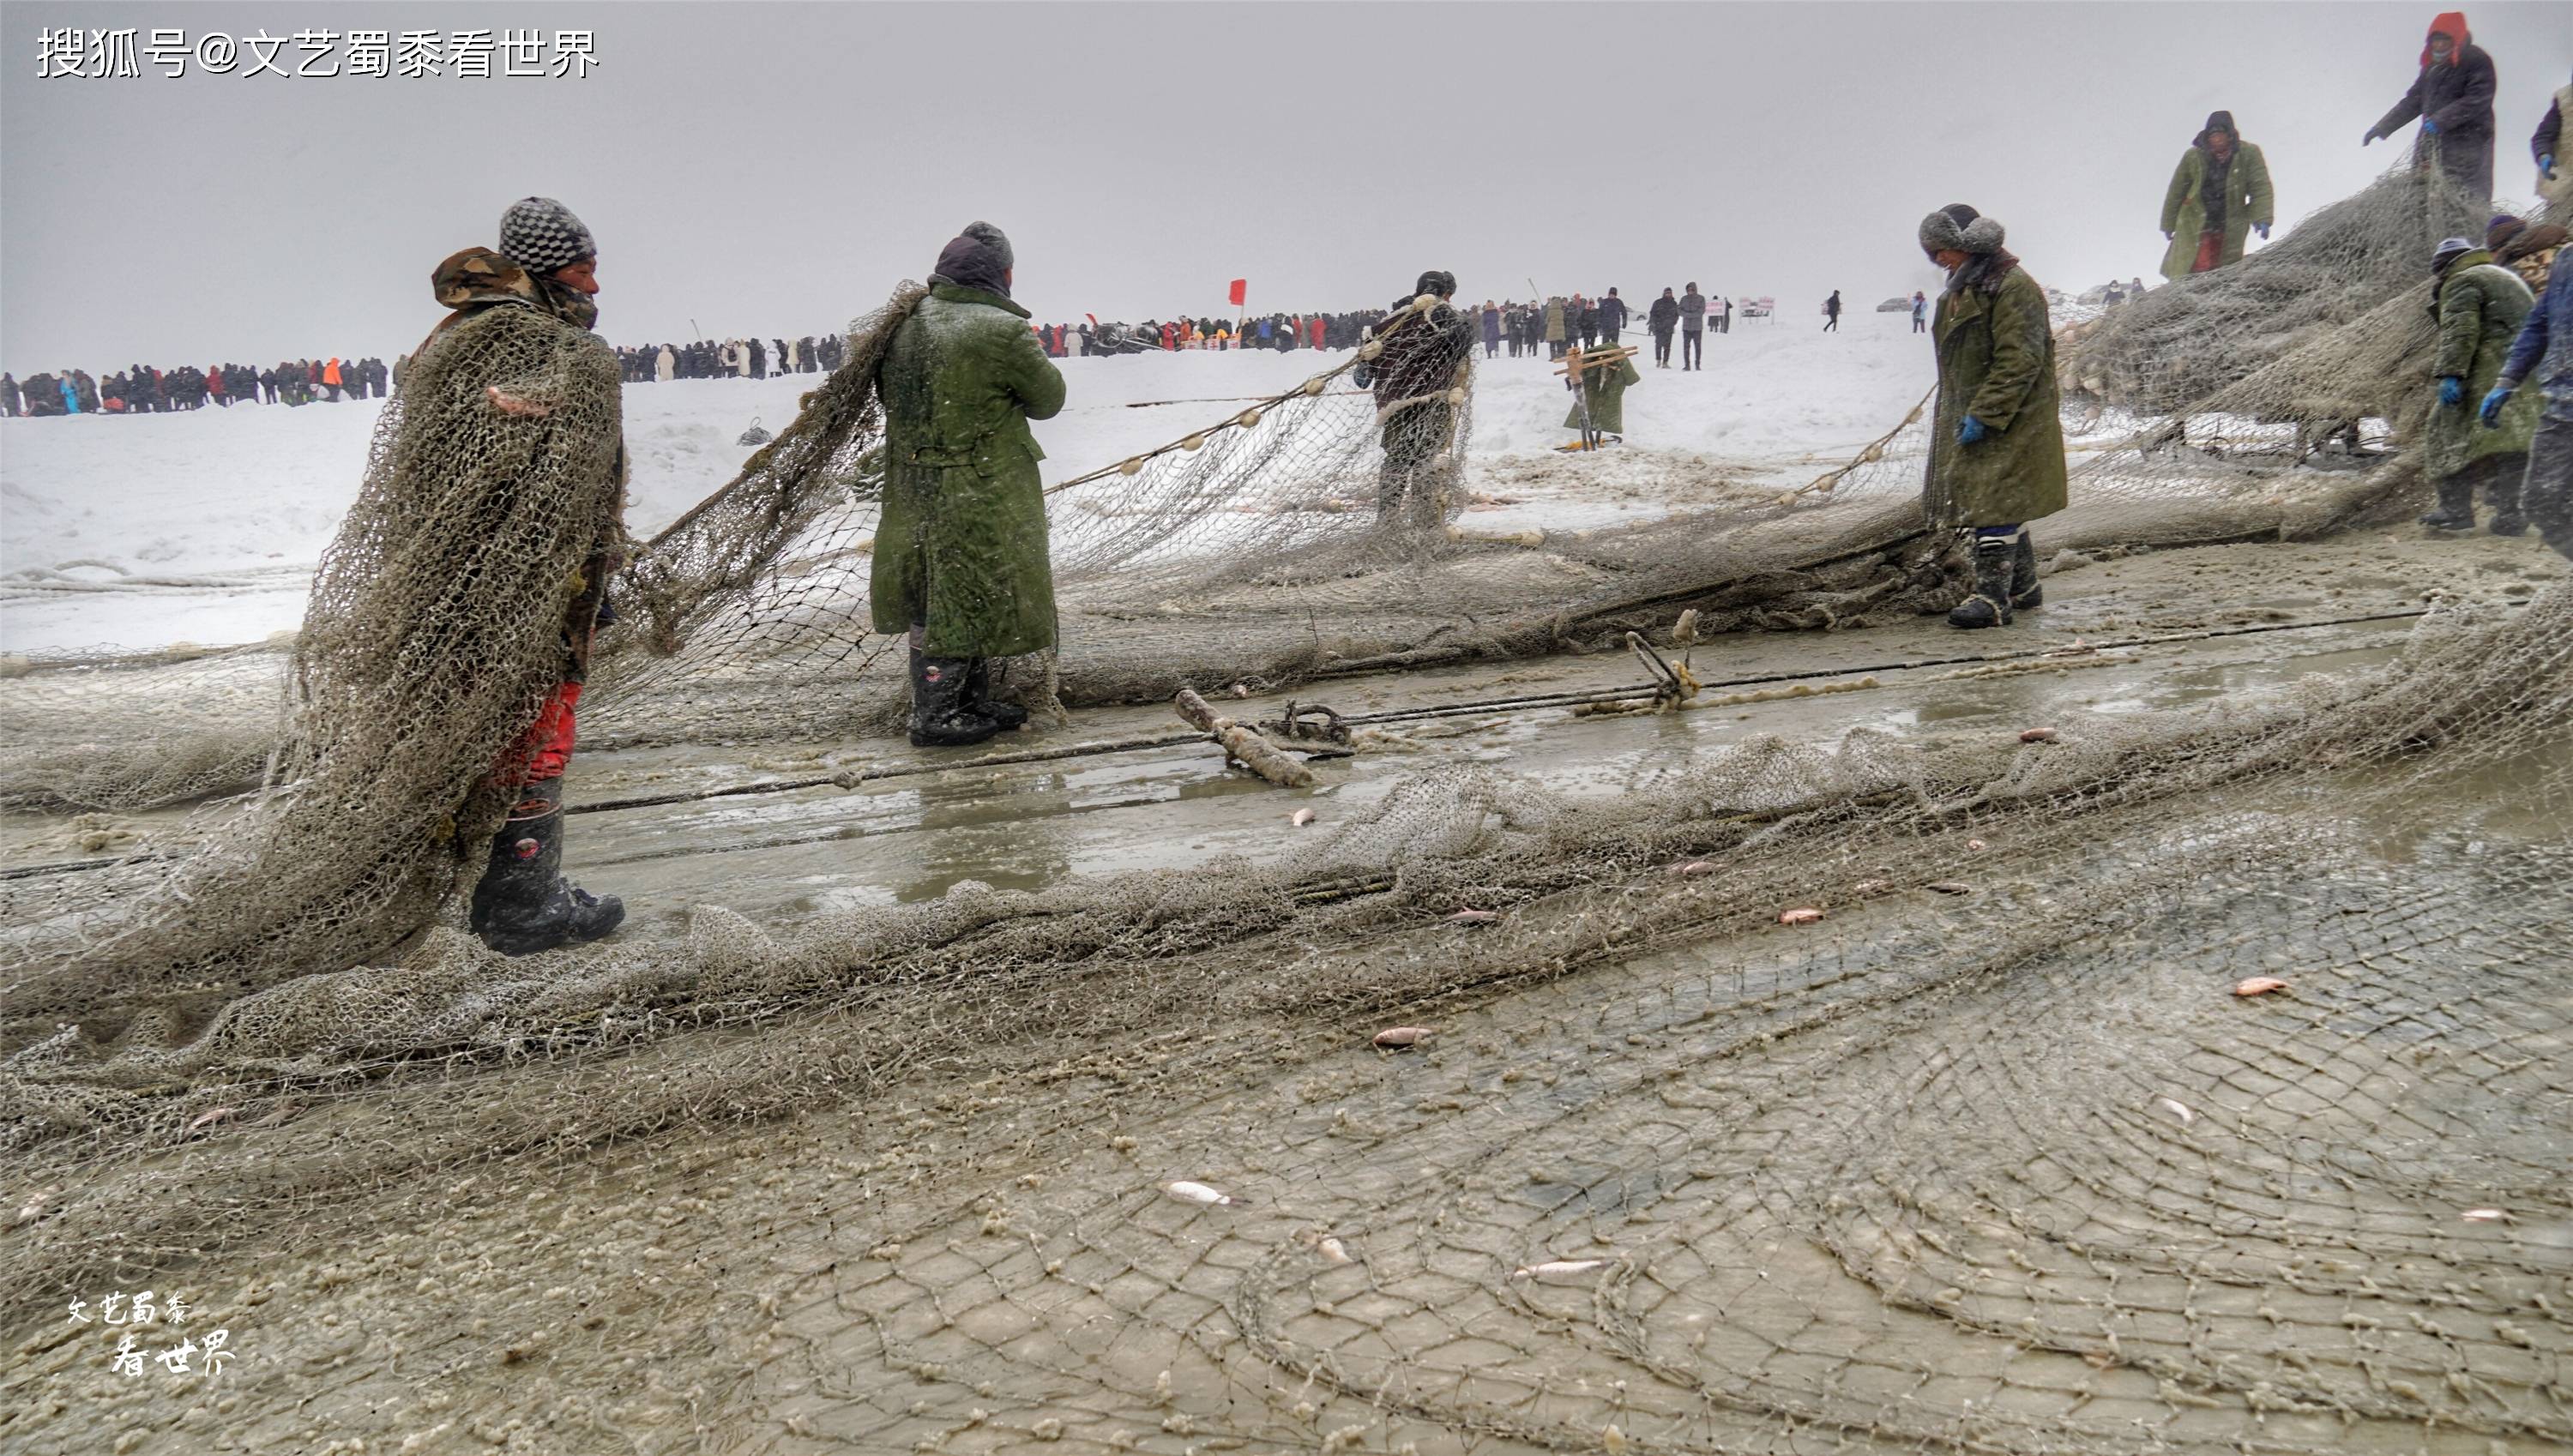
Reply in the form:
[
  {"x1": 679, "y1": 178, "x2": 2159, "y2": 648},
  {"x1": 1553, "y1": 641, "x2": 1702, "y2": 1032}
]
[{"x1": 5, "y1": 1, "x2": 2570, "y2": 369}]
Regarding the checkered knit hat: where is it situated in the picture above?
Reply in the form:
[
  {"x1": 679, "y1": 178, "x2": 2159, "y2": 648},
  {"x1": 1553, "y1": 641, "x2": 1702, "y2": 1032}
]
[{"x1": 498, "y1": 196, "x2": 596, "y2": 274}]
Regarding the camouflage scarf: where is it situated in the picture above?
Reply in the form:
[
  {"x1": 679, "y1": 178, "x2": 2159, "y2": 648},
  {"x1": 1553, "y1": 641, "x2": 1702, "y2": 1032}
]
[{"x1": 431, "y1": 246, "x2": 600, "y2": 331}]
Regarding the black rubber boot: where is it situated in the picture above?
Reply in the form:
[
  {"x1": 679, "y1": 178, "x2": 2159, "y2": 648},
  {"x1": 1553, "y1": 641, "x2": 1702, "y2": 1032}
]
[
  {"x1": 2486, "y1": 460, "x2": 2528, "y2": 536},
  {"x1": 963, "y1": 659, "x2": 1028, "y2": 731},
  {"x1": 1946, "y1": 537, "x2": 2016, "y2": 629},
  {"x1": 2420, "y1": 473, "x2": 2477, "y2": 531},
  {"x1": 910, "y1": 649, "x2": 1002, "y2": 748},
  {"x1": 469, "y1": 784, "x2": 624, "y2": 957},
  {"x1": 2008, "y1": 530, "x2": 2043, "y2": 611}
]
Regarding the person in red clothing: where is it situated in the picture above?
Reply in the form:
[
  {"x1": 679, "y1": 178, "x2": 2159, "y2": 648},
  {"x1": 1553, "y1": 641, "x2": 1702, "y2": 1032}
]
[{"x1": 1308, "y1": 315, "x2": 1323, "y2": 349}]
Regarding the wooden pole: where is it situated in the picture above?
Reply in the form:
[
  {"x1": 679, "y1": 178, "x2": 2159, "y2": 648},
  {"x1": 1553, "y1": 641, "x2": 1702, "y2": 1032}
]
[{"x1": 1173, "y1": 689, "x2": 1316, "y2": 788}]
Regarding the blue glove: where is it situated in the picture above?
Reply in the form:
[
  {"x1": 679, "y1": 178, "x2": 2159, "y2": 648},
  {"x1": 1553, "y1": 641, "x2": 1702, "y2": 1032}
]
[
  {"x1": 2421, "y1": 118, "x2": 2439, "y2": 138},
  {"x1": 2254, "y1": 223, "x2": 2271, "y2": 240},
  {"x1": 2480, "y1": 386, "x2": 2513, "y2": 427},
  {"x1": 1958, "y1": 416, "x2": 1989, "y2": 445},
  {"x1": 2544, "y1": 153, "x2": 2559, "y2": 181},
  {"x1": 2438, "y1": 376, "x2": 2465, "y2": 407}
]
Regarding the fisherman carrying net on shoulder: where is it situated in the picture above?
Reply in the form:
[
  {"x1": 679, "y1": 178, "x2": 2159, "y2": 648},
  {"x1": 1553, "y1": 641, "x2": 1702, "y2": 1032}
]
[
  {"x1": 298, "y1": 196, "x2": 632, "y2": 958},
  {"x1": 872, "y1": 222, "x2": 1067, "y2": 747},
  {"x1": 1918, "y1": 203, "x2": 2066, "y2": 630},
  {"x1": 1352, "y1": 269, "x2": 1473, "y2": 528}
]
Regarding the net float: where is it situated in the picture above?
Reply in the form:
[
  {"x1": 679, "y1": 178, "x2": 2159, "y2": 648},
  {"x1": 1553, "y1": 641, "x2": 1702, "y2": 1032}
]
[
  {"x1": 1373, "y1": 1026, "x2": 1432, "y2": 1048},
  {"x1": 1778, "y1": 907, "x2": 1823, "y2": 925},
  {"x1": 2020, "y1": 727, "x2": 2059, "y2": 743}
]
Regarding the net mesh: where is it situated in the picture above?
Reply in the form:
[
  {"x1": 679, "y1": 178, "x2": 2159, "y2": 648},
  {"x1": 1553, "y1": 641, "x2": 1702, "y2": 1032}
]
[{"x1": 2, "y1": 161, "x2": 2570, "y2": 1453}]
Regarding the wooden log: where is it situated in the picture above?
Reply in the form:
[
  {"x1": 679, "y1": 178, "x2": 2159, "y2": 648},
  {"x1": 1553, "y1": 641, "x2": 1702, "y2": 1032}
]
[{"x1": 1173, "y1": 688, "x2": 1316, "y2": 788}]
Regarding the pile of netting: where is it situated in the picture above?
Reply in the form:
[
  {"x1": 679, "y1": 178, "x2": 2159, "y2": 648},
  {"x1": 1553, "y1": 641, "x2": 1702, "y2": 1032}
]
[
  {"x1": 0, "y1": 159, "x2": 2564, "y2": 1099},
  {"x1": 3, "y1": 576, "x2": 2568, "y2": 1454}
]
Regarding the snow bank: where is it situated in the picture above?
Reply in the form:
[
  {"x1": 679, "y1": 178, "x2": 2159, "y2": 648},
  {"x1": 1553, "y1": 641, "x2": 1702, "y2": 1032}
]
[{"x1": 0, "y1": 313, "x2": 1935, "y2": 654}]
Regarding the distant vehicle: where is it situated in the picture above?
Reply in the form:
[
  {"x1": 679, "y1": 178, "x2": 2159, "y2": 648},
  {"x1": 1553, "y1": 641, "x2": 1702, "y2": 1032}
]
[
  {"x1": 1089, "y1": 323, "x2": 1152, "y2": 356},
  {"x1": 1739, "y1": 297, "x2": 1775, "y2": 318},
  {"x1": 1875, "y1": 297, "x2": 1910, "y2": 313}
]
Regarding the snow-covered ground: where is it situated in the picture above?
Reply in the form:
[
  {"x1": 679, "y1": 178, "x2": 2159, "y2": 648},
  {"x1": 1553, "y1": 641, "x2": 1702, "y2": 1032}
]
[{"x1": 1, "y1": 312, "x2": 1934, "y2": 655}]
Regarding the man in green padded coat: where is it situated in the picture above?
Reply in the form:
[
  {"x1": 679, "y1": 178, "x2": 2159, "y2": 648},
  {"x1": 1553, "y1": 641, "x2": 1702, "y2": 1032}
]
[
  {"x1": 1561, "y1": 342, "x2": 1641, "y2": 444},
  {"x1": 2160, "y1": 111, "x2": 2275, "y2": 280},
  {"x1": 874, "y1": 222, "x2": 1068, "y2": 747},
  {"x1": 1918, "y1": 203, "x2": 2068, "y2": 629},
  {"x1": 2422, "y1": 235, "x2": 2540, "y2": 533}
]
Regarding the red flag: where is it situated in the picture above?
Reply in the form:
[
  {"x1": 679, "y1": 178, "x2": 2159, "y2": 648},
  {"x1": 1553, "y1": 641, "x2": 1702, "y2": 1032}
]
[
  {"x1": 1227, "y1": 279, "x2": 1247, "y2": 308},
  {"x1": 1086, "y1": 312, "x2": 1099, "y2": 327}
]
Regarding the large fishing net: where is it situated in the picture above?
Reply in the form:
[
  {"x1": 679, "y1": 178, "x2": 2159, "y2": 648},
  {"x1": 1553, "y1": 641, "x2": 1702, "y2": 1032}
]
[{"x1": 3, "y1": 159, "x2": 2570, "y2": 1453}]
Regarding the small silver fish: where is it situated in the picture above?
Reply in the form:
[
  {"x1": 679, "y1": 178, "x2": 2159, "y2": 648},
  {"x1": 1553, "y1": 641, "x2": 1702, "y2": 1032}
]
[
  {"x1": 1163, "y1": 1181, "x2": 1246, "y2": 1206},
  {"x1": 1446, "y1": 909, "x2": 1500, "y2": 926},
  {"x1": 1670, "y1": 861, "x2": 1716, "y2": 876},
  {"x1": 1317, "y1": 1236, "x2": 1354, "y2": 1265},
  {"x1": 1292, "y1": 809, "x2": 1317, "y2": 827},
  {"x1": 2019, "y1": 727, "x2": 2059, "y2": 743},
  {"x1": 1513, "y1": 1259, "x2": 1610, "y2": 1279},
  {"x1": 1777, "y1": 907, "x2": 1823, "y2": 926},
  {"x1": 2157, "y1": 1098, "x2": 2194, "y2": 1125},
  {"x1": 1373, "y1": 1026, "x2": 1433, "y2": 1049}
]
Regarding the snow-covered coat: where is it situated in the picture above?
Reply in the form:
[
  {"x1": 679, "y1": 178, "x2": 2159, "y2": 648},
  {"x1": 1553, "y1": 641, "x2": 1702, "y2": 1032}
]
[
  {"x1": 655, "y1": 346, "x2": 676, "y2": 382},
  {"x1": 871, "y1": 281, "x2": 1068, "y2": 658},
  {"x1": 1925, "y1": 261, "x2": 2067, "y2": 528},
  {"x1": 2158, "y1": 140, "x2": 2275, "y2": 280},
  {"x1": 2427, "y1": 252, "x2": 2540, "y2": 476}
]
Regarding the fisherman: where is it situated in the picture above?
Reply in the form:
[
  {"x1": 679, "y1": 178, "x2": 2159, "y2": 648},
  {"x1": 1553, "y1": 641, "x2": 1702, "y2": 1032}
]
[
  {"x1": 400, "y1": 196, "x2": 631, "y2": 955},
  {"x1": 1353, "y1": 268, "x2": 1474, "y2": 526},
  {"x1": 2160, "y1": 110, "x2": 2275, "y2": 279},
  {"x1": 2484, "y1": 220, "x2": 2573, "y2": 559},
  {"x1": 874, "y1": 221, "x2": 1068, "y2": 748},
  {"x1": 2365, "y1": 11, "x2": 2498, "y2": 204},
  {"x1": 1562, "y1": 340, "x2": 1641, "y2": 445},
  {"x1": 1917, "y1": 202, "x2": 2067, "y2": 629},
  {"x1": 2425, "y1": 236, "x2": 2539, "y2": 534}
]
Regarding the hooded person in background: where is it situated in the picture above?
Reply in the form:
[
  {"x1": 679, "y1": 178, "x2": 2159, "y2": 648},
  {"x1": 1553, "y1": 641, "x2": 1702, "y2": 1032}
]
[
  {"x1": 1823, "y1": 290, "x2": 1842, "y2": 331},
  {"x1": 1543, "y1": 294, "x2": 1568, "y2": 359},
  {"x1": 2423, "y1": 235, "x2": 2540, "y2": 534},
  {"x1": 873, "y1": 221, "x2": 1067, "y2": 748},
  {"x1": 1353, "y1": 269, "x2": 1473, "y2": 527},
  {"x1": 2365, "y1": 11, "x2": 2498, "y2": 205},
  {"x1": 1678, "y1": 284, "x2": 1707, "y2": 369},
  {"x1": 2160, "y1": 111, "x2": 2275, "y2": 279},
  {"x1": 1648, "y1": 287, "x2": 1680, "y2": 367},
  {"x1": 1918, "y1": 203, "x2": 2067, "y2": 630}
]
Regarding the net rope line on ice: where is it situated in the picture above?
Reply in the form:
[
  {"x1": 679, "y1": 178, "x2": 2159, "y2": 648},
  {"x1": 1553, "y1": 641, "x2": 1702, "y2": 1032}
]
[
  {"x1": 0, "y1": 596, "x2": 2483, "y2": 890},
  {"x1": 3, "y1": 579, "x2": 2569, "y2": 1454}
]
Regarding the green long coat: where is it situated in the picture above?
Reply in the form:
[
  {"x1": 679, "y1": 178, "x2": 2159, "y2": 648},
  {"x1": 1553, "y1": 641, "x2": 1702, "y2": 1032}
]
[
  {"x1": 871, "y1": 282, "x2": 1068, "y2": 657},
  {"x1": 2158, "y1": 141, "x2": 2275, "y2": 280},
  {"x1": 1925, "y1": 265, "x2": 2069, "y2": 529},
  {"x1": 1543, "y1": 299, "x2": 1567, "y2": 344},
  {"x1": 2425, "y1": 252, "x2": 2541, "y2": 478},
  {"x1": 1562, "y1": 348, "x2": 1642, "y2": 433}
]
